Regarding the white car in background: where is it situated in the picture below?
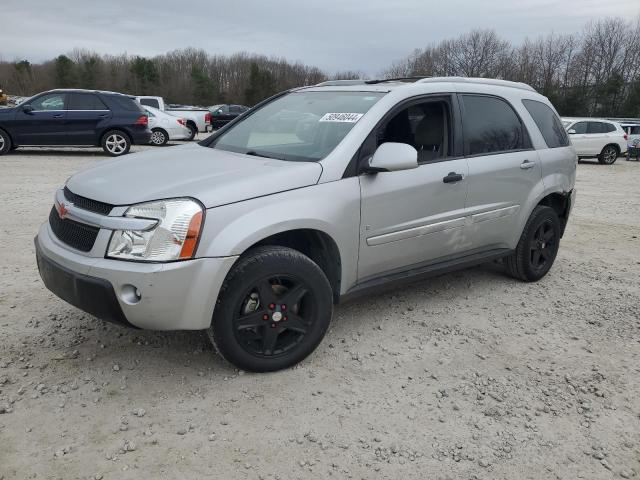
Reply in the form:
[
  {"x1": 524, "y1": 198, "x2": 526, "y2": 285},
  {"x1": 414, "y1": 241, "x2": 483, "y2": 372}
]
[
  {"x1": 562, "y1": 117, "x2": 627, "y2": 165},
  {"x1": 143, "y1": 105, "x2": 191, "y2": 146}
]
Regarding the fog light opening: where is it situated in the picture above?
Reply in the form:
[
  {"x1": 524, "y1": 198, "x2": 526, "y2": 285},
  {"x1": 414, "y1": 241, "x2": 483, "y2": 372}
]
[{"x1": 121, "y1": 284, "x2": 142, "y2": 305}]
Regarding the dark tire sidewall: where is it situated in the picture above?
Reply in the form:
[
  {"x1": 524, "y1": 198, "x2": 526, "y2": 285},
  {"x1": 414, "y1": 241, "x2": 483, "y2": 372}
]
[
  {"x1": 210, "y1": 247, "x2": 333, "y2": 372},
  {"x1": 599, "y1": 145, "x2": 618, "y2": 165},
  {"x1": 518, "y1": 207, "x2": 561, "y2": 281}
]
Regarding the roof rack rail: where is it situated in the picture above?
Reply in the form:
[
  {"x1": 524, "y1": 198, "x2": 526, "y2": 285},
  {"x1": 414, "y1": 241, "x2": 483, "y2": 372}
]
[
  {"x1": 364, "y1": 76, "x2": 429, "y2": 84},
  {"x1": 417, "y1": 77, "x2": 536, "y2": 92},
  {"x1": 314, "y1": 80, "x2": 368, "y2": 86}
]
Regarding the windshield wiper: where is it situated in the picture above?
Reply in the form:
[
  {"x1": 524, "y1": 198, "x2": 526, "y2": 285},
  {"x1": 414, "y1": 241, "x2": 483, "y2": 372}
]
[{"x1": 245, "y1": 150, "x2": 284, "y2": 160}]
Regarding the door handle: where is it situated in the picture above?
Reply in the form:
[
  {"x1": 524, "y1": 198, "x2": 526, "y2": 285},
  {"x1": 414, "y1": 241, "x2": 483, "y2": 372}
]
[
  {"x1": 520, "y1": 160, "x2": 535, "y2": 170},
  {"x1": 53, "y1": 114, "x2": 63, "y2": 119},
  {"x1": 443, "y1": 172, "x2": 463, "y2": 183}
]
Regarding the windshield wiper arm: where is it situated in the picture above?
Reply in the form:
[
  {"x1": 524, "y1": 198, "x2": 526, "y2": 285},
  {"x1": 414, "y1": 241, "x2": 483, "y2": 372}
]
[{"x1": 245, "y1": 150, "x2": 284, "y2": 160}]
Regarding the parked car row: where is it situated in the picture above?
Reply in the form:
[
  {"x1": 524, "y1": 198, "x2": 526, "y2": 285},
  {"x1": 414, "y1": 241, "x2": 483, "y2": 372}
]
[{"x1": 0, "y1": 88, "x2": 252, "y2": 156}]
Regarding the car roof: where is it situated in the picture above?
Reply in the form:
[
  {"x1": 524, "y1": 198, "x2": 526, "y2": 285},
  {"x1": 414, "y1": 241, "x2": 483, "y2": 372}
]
[
  {"x1": 561, "y1": 117, "x2": 619, "y2": 124},
  {"x1": 301, "y1": 76, "x2": 537, "y2": 94},
  {"x1": 46, "y1": 88, "x2": 130, "y2": 97}
]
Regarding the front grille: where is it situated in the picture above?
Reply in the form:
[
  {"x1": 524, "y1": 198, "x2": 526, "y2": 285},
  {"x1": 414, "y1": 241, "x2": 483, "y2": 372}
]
[
  {"x1": 64, "y1": 187, "x2": 113, "y2": 215},
  {"x1": 49, "y1": 207, "x2": 100, "y2": 252}
]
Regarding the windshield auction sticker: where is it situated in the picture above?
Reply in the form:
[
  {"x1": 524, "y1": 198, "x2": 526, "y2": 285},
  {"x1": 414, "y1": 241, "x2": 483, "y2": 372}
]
[{"x1": 319, "y1": 113, "x2": 364, "y2": 123}]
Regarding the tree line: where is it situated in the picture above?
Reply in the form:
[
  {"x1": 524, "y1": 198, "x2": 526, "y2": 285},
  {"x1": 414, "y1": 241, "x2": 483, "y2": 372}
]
[
  {"x1": 0, "y1": 16, "x2": 638, "y2": 116},
  {"x1": 386, "y1": 17, "x2": 640, "y2": 117}
]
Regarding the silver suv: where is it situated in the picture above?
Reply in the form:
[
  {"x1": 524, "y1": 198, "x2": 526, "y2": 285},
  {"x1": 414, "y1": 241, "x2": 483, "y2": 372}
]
[{"x1": 35, "y1": 77, "x2": 577, "y2": 372}]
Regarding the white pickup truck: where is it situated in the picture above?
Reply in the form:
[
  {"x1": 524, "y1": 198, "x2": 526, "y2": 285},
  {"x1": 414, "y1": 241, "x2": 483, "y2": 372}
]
[{"x1": 135, "y1": 96, "x2": 211, "y2": 140}]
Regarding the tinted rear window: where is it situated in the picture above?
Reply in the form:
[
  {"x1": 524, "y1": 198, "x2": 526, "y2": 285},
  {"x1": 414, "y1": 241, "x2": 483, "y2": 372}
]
[
  {"x1": 108, "y1": 95, "x2": 145, "y2": 113},
  {"x1": 461, "y1": 95, "x2": 528, "y2": 155},
  {"x1": 587, "y1": 122, "x2": 606, "y2": 134},
  {"x1": 67, "y1": 93, "x2": 108, "y2": 110},
  {"x1": 522, "y1": 99, "x2": 569, "y2": 148}
]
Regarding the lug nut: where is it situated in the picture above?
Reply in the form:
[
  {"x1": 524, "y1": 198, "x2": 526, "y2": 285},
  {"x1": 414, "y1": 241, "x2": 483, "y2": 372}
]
[
  {"x1": 269, "y1": 303, "x2": 275, "y2": 310},
  {"x1": 281, "y1": 304, "x2": 287, "y2": 310},
  {"x1": 262, "y1": 314, "x2": 269, "y2": 321},
  {"x1": 283, "y1": 316, "x2": 288, "y2": 321},
  {"x1": 271, "y1": 323, "x2": 276, "y2": 328}
]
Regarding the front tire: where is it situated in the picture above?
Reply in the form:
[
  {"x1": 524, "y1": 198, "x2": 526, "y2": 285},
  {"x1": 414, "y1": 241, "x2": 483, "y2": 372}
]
[
  {"x1": 101, "y1": 130, "x2": 131, "y2": 156},
  {"x1": 0, "y1": 129, "x2": 11, "y2": 155},
  {"x1": 505, "y1": 206, "x2": 561, "y2": 282},
  {"x1": 598, "y1": 145, "x2": 618, "y2": 165},
  {"x1": 149, "y1": 128, "x2": 168, "y2": 146},
  {"x1": 208, "y1": 246, "x2": 333, "y2": 372}
]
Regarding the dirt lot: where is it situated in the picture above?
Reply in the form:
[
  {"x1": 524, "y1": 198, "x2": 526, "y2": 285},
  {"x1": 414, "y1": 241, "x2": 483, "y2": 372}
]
[{"x1": 1, "y1": 143, "x2": 639, "y2": 480}]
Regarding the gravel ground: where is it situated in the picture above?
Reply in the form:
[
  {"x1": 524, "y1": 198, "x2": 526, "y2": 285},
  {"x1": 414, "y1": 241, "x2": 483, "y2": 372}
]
[{"x1": 1, "y1": 143, "x2": 639, "y2": 480}]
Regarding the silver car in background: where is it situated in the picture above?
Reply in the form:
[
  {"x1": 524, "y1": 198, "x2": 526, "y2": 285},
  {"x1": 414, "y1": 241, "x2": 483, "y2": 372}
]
[{"x1": 35, "y1": 77, "x2": 577, "y2": 372}]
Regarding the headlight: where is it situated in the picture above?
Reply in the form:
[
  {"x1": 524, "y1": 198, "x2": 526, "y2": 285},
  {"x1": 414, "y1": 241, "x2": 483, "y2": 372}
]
[{"x1": 107, "y1": 198, "x2": 203, "y2": 262}]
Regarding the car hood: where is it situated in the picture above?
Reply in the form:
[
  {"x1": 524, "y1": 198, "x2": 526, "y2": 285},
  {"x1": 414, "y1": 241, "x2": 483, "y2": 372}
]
[{"x1": 66, "y1": 143, "x2": 323, "y2": 208}]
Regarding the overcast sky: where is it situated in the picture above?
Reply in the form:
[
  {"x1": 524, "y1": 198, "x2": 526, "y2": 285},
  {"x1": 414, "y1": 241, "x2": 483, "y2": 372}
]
[{"x1": 1, "y1": 0, "x2": 638, "y2": 75}]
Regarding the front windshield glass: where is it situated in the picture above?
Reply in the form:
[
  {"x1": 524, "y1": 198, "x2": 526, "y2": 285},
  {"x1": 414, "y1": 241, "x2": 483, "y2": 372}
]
[{"x1": 209, "y1": 91, "x2": 385, "y2": 162}]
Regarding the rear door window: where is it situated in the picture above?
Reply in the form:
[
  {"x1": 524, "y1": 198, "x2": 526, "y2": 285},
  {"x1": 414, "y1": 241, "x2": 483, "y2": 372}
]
[
  {"x1": 587, "y1": 122, "x2": 606, "y2": 134},
  {"x1": 67, "y1": 93, "x2": 108, "y2": 110},
  {"x1": 460, "y1": 95, "x2": 529, "y2": 155},
  {"x1": 602, "y1": 123, "x2": 616, "y2": 133},
  {"x1": 522, "y1": 99, "x2": 569, "y2": 148}
]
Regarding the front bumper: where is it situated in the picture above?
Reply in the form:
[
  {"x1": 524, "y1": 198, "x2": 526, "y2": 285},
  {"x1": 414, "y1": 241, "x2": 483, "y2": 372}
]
[{"x1": 35, "y1": 223, "x2": 238, "y2": 330}]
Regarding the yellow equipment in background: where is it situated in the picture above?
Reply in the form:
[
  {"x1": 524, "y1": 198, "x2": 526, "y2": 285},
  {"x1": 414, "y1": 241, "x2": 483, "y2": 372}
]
[{"x1": 0, "y1": 89, "x2": 7, "y2": 106}]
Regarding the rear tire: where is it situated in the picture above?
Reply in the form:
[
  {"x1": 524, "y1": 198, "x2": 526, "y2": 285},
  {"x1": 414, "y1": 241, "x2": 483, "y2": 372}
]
[
  {"x1": 598, "y1": 145, "x2": 618, "y2": 165},
  {"x1": 208, "y1": 246, "x2": 333, "y2": 372},
  {"x1": 150, "y1": 128, "x2": 168, "y2": 146},
  {"x1": 101, "y1": 130, "x2": 131, "y2": 156},
  {"x1": 0, "y1": 129, "x2": 11, "y2": 155},
  {"x1": 505, "y1": 206, "x2": 561, "y2": 282},
  {"x1": 185, "y1": 123, "x2": 197, "y2": 141}
]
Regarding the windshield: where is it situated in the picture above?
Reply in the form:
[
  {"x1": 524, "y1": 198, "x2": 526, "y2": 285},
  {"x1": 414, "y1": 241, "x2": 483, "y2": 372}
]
[{"x1": 209, "y1": 91, "x2": 385, "y2": 162}]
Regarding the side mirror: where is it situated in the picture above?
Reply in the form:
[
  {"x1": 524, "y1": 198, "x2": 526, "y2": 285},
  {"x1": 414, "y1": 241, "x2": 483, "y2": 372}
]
[
  {"x1": 567, "y1": 129, "x2": 576, "y2": 134},
  {"x1": 365, "y1": 142, "x2": 418, "y2": 173},
  {"x1": 22, "y1": 104, "x2": 34, "y2": 114}
]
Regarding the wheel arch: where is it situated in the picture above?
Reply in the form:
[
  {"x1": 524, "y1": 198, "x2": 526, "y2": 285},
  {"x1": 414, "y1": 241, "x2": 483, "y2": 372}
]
[
  {"x1": 100, "y1": 127, "x2": 132, "y2": 144},
  {"x1": 240, "y1": 228, "x2": 342, "y2": 304},
  {"x1": 535, "y1": 191, "x2": 572, "y2": 237},
  {"x1": 0, "y1": 126, "x2": 15, "y2": 146}
]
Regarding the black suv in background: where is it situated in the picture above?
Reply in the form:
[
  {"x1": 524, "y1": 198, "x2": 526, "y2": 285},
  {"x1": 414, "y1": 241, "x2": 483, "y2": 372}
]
[
  {"x1": 208, "y1": 104, "x2": 250, "y2": 129},
  {"x1": 0, "y1": 89, "x2": 152, "y2": 156}
]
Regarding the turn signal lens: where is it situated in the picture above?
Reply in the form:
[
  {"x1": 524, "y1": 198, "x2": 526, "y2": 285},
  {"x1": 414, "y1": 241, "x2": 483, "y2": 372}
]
[{"x1": 179, "y1": 210, "x2": 203, "y2": 259}]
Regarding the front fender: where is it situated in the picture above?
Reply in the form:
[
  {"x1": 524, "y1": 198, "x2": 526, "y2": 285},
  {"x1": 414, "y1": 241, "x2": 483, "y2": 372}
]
[{"x1": 198, "y1": 178, "x2": 361, "y2": 293}]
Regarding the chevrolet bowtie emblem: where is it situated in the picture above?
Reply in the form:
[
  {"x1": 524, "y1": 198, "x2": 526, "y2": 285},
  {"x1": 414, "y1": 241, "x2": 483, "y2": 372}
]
[{"x1": 56, "y1": 202, "x2": 69, "y2": 219}]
